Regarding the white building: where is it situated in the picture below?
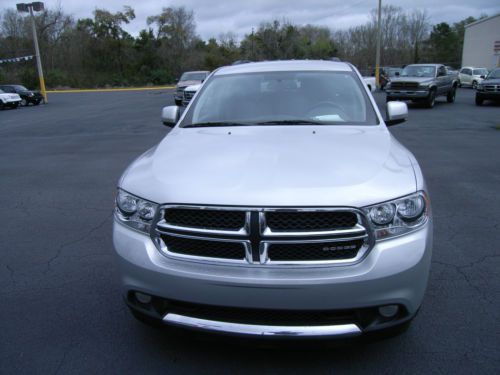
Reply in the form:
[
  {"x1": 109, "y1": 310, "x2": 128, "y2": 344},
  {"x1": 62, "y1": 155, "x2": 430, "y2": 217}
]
[{"x1": 462, "y1": 14, "x2": 500, "y2": 69}]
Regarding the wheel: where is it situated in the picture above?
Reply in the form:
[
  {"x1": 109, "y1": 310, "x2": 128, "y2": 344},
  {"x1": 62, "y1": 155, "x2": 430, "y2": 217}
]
[
  {"x1": 12, "y1": 102, "x2": 19, "y2": 109},
  {"x1": 446, "y1": 86, "x2": 456, "y2": 103},
  {"x1": 475, "y1": 96, "x2": 483, "y2": 106},
  {"x1": 425, "y1": 90, "x2": 436, "y2": 108},
  {"x1": 33, "y1": 99, "x2": 41, "y2": 106},
  {"x1": 20, "y1": 98, "x2": 27, "y2": 106},
  {"x1": 457, "y1": 80, "x2": 462, "y2": 88},
  {"x1": 0, "y1": 101, "x2": 4, "y2": 110},
  {"x1": 472, "y1": 81, "x2": 478, "y2": 90},
  {"x1": 174, "y1": 99, "x2": 182, "y2": 106}
]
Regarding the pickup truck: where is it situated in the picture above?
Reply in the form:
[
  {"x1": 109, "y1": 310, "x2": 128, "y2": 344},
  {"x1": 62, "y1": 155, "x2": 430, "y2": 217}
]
[{"x1": 385, "y1": 64, "x2": 458, "y2": 108}]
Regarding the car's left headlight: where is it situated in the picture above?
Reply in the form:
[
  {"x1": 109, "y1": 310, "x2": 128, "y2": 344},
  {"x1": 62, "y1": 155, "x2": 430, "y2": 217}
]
[
  {"x1": 363, "y1": 191, "x2": 429, "y2": 240},
  {"x1": 115, "y1": 188, "x2": 158, "y2": 233}
]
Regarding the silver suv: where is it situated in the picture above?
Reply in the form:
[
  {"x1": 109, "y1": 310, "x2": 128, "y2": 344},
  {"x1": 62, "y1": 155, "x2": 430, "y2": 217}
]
[{"x1": 113, "y1": 60, "x2": 432, "y2": 338}]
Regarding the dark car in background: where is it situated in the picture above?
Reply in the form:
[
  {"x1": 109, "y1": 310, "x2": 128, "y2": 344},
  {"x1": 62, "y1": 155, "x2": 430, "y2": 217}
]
[
  {"x1": 173, "y1": 71, "x2": 210, "y2": 106},
  {"x1": 0, "y1": 84, "x2": 43, "y2": 106},
  {"x1": 475, "y1": 68, "x2": 500, "y2": 106}
]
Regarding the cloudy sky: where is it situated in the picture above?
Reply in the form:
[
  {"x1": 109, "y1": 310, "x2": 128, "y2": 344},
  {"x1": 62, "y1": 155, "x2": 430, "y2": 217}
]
[{"x1": 1, "y1": 0, "x2": 499, "y2": 40}]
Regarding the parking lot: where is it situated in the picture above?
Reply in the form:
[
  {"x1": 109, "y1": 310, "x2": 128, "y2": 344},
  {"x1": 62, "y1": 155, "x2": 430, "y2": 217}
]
[{"x1": 0, "y1": 88, "x2": 499, "y2": 374}]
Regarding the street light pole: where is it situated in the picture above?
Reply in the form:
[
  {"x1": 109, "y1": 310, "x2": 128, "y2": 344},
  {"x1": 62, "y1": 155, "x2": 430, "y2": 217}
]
[
  {"x1": 375, "y1": 0, "x2": 382, "y2": 89},
  {"x1": 17, "y1": 2, "x2": 47, "y2": 103}
]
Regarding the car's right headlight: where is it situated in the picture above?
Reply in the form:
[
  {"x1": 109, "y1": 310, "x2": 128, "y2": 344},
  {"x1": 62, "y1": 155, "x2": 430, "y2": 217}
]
[
  {"x1": 115, "y1": 188, "x2": 158, "y2": 234},
  {"x1": 363, "y1": 191, "x2": 429, "y2": 240}
]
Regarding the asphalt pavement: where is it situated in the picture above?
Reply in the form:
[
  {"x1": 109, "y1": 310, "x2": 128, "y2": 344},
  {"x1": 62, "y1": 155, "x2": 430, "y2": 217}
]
[{"x1": 0, "y1": 88, "x2": 499, "y2": 374}]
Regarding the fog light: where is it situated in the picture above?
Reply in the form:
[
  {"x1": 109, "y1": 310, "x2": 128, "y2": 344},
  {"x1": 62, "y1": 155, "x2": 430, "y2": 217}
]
[
  {"x1": 135, "y1": 292, "x2": 152, "y2": 304},
  {"x1": 378, "y1": 305, "x2": 399, "y2": 318}
]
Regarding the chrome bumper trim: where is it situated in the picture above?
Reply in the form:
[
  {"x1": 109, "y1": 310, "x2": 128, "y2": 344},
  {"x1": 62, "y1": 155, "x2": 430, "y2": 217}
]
[{"x1": 163, "y1": 313, "x2": 362, "y2": 337}]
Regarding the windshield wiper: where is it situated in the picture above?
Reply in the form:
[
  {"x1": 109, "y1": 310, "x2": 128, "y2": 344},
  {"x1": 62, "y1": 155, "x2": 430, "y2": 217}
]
[
  {"x1": 256, "y1": 119, "x2": 324, "y2": 125},
  {"x1": 184, "y1": 121, "x2": 252, "y2": 128}
]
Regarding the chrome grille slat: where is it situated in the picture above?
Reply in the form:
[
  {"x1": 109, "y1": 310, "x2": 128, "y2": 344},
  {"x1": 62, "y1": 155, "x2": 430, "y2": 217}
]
[{"x1": 152, "y1": 205, "x2": 374, "y2": 266}]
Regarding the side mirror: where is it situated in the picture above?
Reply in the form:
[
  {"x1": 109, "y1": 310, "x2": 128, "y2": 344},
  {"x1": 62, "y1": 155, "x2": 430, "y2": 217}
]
[
  {"x1": 395, "y1": 72, "x2": 400, "y2": 76},
  {"x1": 480, "y1": 75, "x2": 485, "y2": 79},
  {"x1": 386, "y1": 101, "x2": 408, "y2": 126},
  {"x1": 161, "y1": 106, "x2": 180, "y2": 127},
  {"x1": 437, "y1": 70, "x2": 446, "y2": 77}
]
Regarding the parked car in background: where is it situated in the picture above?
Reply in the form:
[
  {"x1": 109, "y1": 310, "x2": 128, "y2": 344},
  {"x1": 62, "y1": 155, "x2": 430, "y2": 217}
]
[
  {"x1": 458, "y1": 67, "x2": 488, "y2": 89},
  {"x1": 114, "y1": 60, "x2": 433, "y2": 339},
  {"x1": 182, "y1": 84, "x2": 201, "y2": 106},
  {"x1": 475, "y1": 68, "x2": 500, "y2": 106},
  {"x1": 0, "y1": 84, "x2": 43, "y2": 106},
  {"x1": 0, "y1": 88, "x2": 22, "y2": 109},
  {"x1": 445, "y1": 66, "x2": 459, "y2": 76},
  {"x1": 363, "y1": 76, "x2": 376, "y2": 92},
  {"x1": 385, "y1": 64, "x2": 458, "y2": 108},
  {"x1": 174, "y1": 71, "x2": 210, "y2": 106}
]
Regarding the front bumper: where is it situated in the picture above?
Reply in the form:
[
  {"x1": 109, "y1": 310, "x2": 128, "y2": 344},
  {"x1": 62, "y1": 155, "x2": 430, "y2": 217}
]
[
  {"x1": 386, "y1": 90, "x2": 429, "y2": 99},
  {"x1": 113, "y1": 219, "x2": 432, "y2": 336},
  {"x1": 476, "y1": 91, "x2": 500, "y2": 100}
]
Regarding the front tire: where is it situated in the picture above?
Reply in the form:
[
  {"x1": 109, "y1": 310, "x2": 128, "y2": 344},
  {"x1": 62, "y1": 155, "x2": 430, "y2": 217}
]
[
  {"x1": 33, "y1": 99, "x2": 41, "y2": 106},
  {"x1": 21, "y1": 98, "x2": 27, "y2": 106},
  {"x1": 446, "y1": 86, "x2": 456, "y2": 103},
  {"x1": 425, "y1": 90, "x2": 436, "y2": 108},
  {"x1": 472, "y1": 81, "x2": 478, "y2": 90}
]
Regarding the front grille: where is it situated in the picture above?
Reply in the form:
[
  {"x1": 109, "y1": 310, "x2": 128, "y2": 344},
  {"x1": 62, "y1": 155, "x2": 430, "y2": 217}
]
[
  {"x1": 155, "y1": 206, "x2": 371, "y2": 265},
  {"x1": 161, "y1": 234, "x2": 246, "y2": 260},
  {"x1": 268, "y1": 239, "x2": 364, "y2": 261},
  {"x1": 390, "y1": 81, "x2": 419, "y2": 90},
  {"x1": 266, "y1": 211, "x2": 357, "y2": 232},
  {"x1": 164, "y1": 208, "x2": 246, "y2": 231},
  {"x1": 484, "y1": 85, "x2": 500, "y2": 92},
  {"x1": 183, "y1": 91, "x2": 195, "y2": 100}
]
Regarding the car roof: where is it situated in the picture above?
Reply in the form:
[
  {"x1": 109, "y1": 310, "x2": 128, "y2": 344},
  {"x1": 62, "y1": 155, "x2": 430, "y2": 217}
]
[
  {"x1": 214, "y1": 60, "x2": 353, "y2": 76},
  {"x1": 405, "y1": 64, "x2": 442, "y2": 67}
]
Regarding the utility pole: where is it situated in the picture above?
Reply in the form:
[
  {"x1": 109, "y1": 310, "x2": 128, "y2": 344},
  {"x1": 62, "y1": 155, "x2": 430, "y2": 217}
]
[
  {"x1": 17, "y1": 2, "x2": 47, "y2": 103},
  {"x1": 375, "y1": 0, "x2": 382, "y2": 90}
]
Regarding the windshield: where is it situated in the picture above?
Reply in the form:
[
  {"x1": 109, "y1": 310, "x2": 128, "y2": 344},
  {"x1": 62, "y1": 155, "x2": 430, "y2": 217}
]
[
  {"x1": 473, "y1": 69, "x2": 488, "y2": 76},
  {"x1": 13, "y1": 85, "x2": 28, "y2": 91},
  {"x1": 486, "y1": 69, "x2": 500, "y2": 79},
  {"x1": 182, "y1": 71, "x2": 378, "y2": 127},
  {"x1": 401, "y1": 65, "x2": 436, "y2": 78},
  {"x1": 180, "y1": 72, "x2": 207, "y2": 81}
]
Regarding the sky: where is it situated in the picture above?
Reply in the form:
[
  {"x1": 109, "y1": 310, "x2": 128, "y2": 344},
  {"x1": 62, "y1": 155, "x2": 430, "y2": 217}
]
[{"x1": 1, "y1": 0, "x2": 499, "y2": 40}]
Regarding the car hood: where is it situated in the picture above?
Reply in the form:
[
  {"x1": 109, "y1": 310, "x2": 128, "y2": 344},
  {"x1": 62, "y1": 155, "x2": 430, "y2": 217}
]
[
  {"x1": 390, "y1": 77, "x2": 434, "y2": 84},
  {"x1": 177, "y1": 80, "x2": 202, "y2": 89},
  {"x1": 120, "y1": 126, "x2": 417, "y2": 208}
]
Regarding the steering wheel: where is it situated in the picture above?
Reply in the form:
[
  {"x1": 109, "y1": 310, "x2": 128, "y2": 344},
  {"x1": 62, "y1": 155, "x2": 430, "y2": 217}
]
[{"x1": 306, "y1": 101, "x2": 348, "y2": 120}]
